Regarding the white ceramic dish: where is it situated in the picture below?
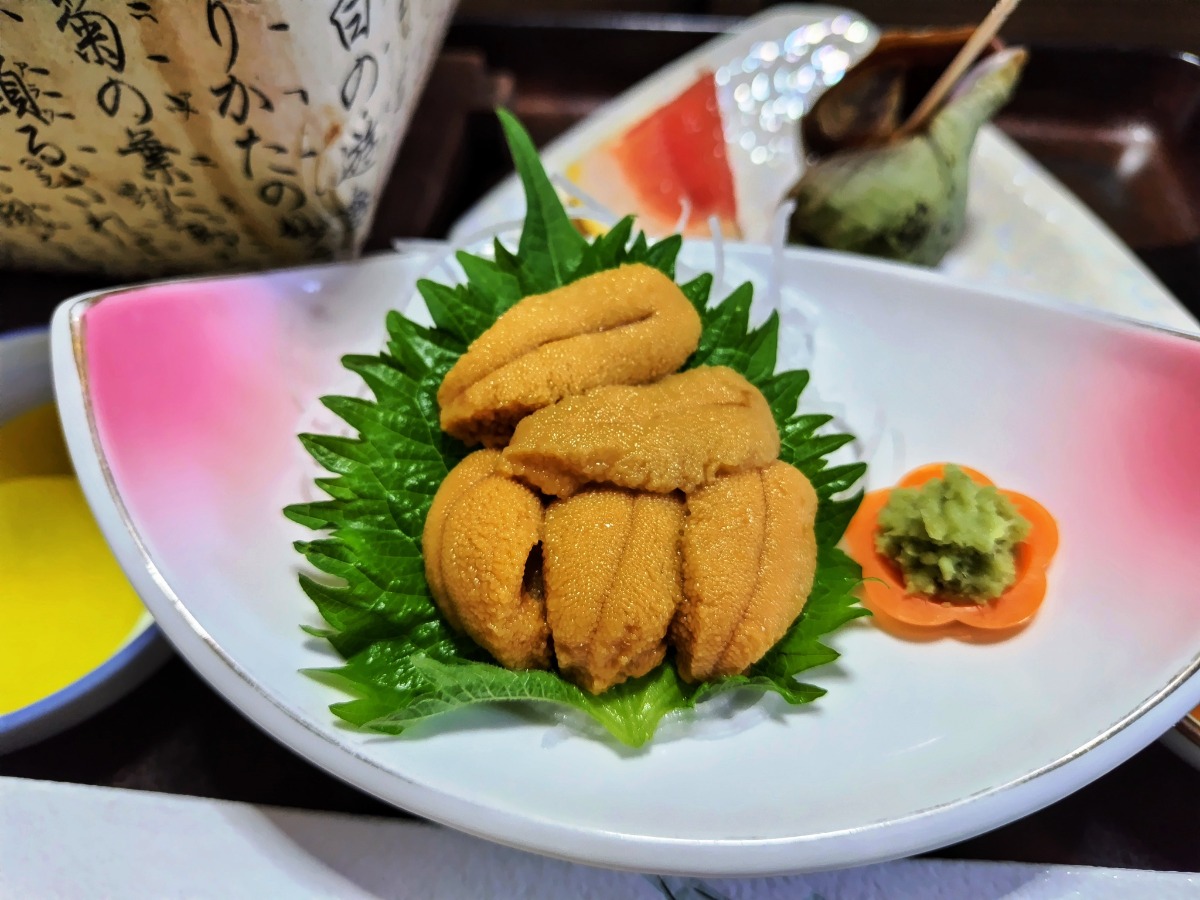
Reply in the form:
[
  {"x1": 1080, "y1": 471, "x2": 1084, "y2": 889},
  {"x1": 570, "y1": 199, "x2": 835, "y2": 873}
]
[
  {"x1": 50, "y1": 243, "x2": 1200, "y2": 875},
  {"x1": 450, "y1": 5, "x2": 1194, "y2": 333},
  {"x1": 0, "y1": 329, "x2": 165, "y2": 755}
]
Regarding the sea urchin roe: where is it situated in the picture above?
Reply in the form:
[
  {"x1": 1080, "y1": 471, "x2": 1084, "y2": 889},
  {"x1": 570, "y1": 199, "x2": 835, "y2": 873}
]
[
  {"x1": 501, "y1": 366, "x2": 780, "y2": 497},
  {"x1": 424, "y1": 464, "x2": 551, "y2": 670},
  {"x1": 422, "y1": 449, "x2": 503, "y2": 631},
  {"x1": 543, "y1": 487, "x2": 685, "y2": 694},
  {"x1": 673, "y1": 461, "x2": 818, "y2": 682},
  {"x1": 437, "y1": 263, "x2": 702, "y2": 447},
  {"x1": 875, "y1": 464, "x2": 1031, "y2": 601}
]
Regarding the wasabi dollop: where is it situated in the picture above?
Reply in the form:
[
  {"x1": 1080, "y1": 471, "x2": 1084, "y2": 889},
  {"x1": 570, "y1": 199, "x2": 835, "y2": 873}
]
[{"x1": 875, "y1": 464, "x2": 1031, "y2": 601}]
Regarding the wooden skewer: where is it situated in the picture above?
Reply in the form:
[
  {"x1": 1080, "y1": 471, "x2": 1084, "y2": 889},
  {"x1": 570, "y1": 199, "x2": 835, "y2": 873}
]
[{"x1": 897, "y1": 0, "x2": 1024, "y2": 136}]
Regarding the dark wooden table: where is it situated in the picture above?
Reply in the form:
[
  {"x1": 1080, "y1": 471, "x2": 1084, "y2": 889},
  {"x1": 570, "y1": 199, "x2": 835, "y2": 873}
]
[{"x1": 4, "y1": 14, "x2": 1200, "y2": 876}]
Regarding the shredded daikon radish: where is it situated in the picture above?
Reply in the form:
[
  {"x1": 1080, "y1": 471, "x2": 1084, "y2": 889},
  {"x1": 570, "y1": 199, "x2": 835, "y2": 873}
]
[
  {"x1": 764, "y1": 198, "x2": 796, "y2": 315},
  {"x1": 672, "y1": 196, "x2": 693, "y2": 236},
  {"x1": 707, "y1": 215, "x2": 725, "y2": 291}
]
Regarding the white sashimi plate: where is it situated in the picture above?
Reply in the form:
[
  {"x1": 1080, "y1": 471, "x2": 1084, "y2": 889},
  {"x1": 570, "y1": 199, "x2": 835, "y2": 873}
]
[
  {"x1": 50, "y1": 242, "x2": 1200, "y2": 876},
  {"x1": 451, "y1": 5, "x2": 1194, "y2": 333}
]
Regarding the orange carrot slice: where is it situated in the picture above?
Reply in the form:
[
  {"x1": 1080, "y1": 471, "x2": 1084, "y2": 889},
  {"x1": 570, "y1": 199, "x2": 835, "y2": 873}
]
[{"x1": 844, "y1": 464, "x2": 1059, "y2": 631}]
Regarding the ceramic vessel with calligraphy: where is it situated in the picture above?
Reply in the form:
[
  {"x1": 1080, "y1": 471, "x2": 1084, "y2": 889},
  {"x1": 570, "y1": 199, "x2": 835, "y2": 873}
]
[{"x1": 0, "y1": 0, "x2": 454, "y2": 278}]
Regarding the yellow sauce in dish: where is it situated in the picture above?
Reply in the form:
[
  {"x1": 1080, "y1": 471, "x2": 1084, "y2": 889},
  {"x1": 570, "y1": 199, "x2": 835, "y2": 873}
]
[{"x1": 0, "y1": 405, "x2": 144, "y2": 715}]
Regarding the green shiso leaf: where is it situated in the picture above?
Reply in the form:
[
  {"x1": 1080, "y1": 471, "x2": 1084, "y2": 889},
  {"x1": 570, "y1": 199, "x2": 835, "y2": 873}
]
[{"x1": 287, "y1": 109, "x2": 867, "y2": 747}]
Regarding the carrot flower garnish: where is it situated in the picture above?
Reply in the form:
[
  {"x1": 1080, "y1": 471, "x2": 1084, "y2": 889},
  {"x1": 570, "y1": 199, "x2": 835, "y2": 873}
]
[{"x1": 845, "y1": 463, "x2": 1059, "y2": 630}]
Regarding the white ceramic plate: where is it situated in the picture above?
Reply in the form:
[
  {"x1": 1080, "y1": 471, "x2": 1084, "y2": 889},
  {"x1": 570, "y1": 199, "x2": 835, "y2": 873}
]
[
  {"x1": 50, "y1": 243, "x2": 1200, "y2": 875},
  {"x1": 450, "y1": 5, "x2": 1194, "y2": 332},
  {"x1": 0, "y1": 329, "x2": 166, "y2": 754}
]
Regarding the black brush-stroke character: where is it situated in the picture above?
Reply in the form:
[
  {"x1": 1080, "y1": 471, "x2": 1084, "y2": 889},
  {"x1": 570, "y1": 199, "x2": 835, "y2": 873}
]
[
  {"x1": 118, "y1": 127, "x2": 180, "y2": 185},
  {"x1": 126, "y1": 1, "x2": 156, "y2": 23},
  {"x1": 21, "y1": 158, "x2": 54, "y2": 189},
  {"x1": 182, "y1": 219, "x2": 238, "y2": 249},
  {"x1": 16, "y1": 124, "x2": 66, "y2": 167},
  {"x1": 164, "y1": 91, "x2": 198, "y2": 120},
  {"x1": 97, "y1": 77, "x2": 152, "y2": 125},
  {"x1": 234, "y1": 127, "x2": 261, "y2": 179},
  {"x1": 206, "y1": 0, "x2": 239, "y2": 73},
  {"x1": 83, "y1": 209, "x2": 129, "y2": 244},
  {"x1": 71, "y1": 180, "x2": 105, "y2": 205},
  {"x1": 339, "y1": 54, "x2": 378, "y2": 110},
  {"x1": 330, "y1": 0, "x2": 369, "y2": 51},
  {"x1": 0, "y1": 200, "x2": 36, "y2": 228},
  {"x1": 115, "y1": 180, "x2": 144, "y2": 206},
  {"x1": 0, "y1": 56, "x2": 51, "y2": 123},
  {"x1": 180, "y1": 220, "x2": 216, "y2": 245},
  {"x1": 22, "y1": 158, "x2": 87, "y2": 191},
  {"x1": 55, "y1": 1, "x2": 126, "y2": 73},
  {"x1": 211, "y1": 74, "x2": 274, "y2": 126},
  {"x1": 55, "y1": 169, "x2": 84, "y2": 190},
  {"x1": 279, "y1": 211, "x2": 328, "y2": 243},
  {"x1": 259, "y1": 179, "x2": 307, "y2": 212},
  {"x1": 340, "y1": 116, "x2": 379, "y2": 181},
  {"x1": 115, "y1": 183, "x2": 180, "y2": 237}
]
